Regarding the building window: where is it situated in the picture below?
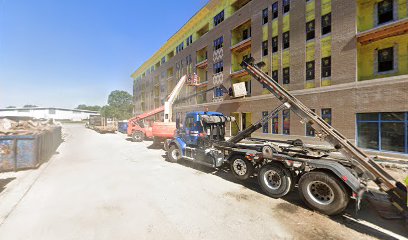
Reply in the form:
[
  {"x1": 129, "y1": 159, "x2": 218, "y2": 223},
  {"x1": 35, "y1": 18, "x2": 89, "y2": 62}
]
[
  {"x1": 322, "y1": 13, "x2": 331, "y2": 35},
  {"x1": 306, "y1": 61, "x2": 315, "y2": 81},
  {"x1": 48, "y1": 108, "x2": 56, "y2": 114},
  {"x1": 214, "y1": 10, "x2": 224, "y2": 27},
  {"x1": 214, "y1": 87, "x2": 224, "y2": 98},
  {"x1": 262, "y1": 8, "x2": 269, "y2": 25},
  {"x1": 214, "y1": 36, "x2": 224, "y2": 50},
  {"x1": 378, "y1": 47, "x2": 394, "y2": 72},
  {"x1": 283, "y1": 109, "x2": 290, "y2": 135},
  {"x1": 262, "y1": 111, "x2": 269, "y2": 133},
  {"x1": 243, "y1": 28, "x2": 251, "y2": 41},
  {"x1": 306, "y1": 109, "x2": 315, "y2": 136},
  {"x1": 357, "y1": 112, "x2": 407, "y2": 153},
  {"x1": 378, "y1": 0, "x2": 393, "y2": 25},
  {"x1": 186, "y1": 35, "x2": 193, "y2": 46},
  {"x1": 272, "y1": 2, "x2": 278, "y2": 19},
  {"x1": 322, "y1": 108, "x2": 332, "y2": 125},
  {"x1": 272, "y1": 113, "x2": 279, "y2": 134},
  {"x1": 283, "y1": 0, "x2": 290, "y2": 13},
  {"x1": 272, "y1": 70, "x2": 278, "y2": 82},
  {"x1": 161, "y1": 57, "x2": 166, "y2": 64},
  {"x1": 262, "y1": 40, "x2": 268, "y2": 56},
  {"x1": 322, "y1": 56, "x2": 331, "y2": 78},
  {"x1": 306, "y1": 20, "x2": 315, "y2": 41},
  {"x1": 283, "y1": 67, "x2": 290, "y2": 84},
  {"x1": 213, "y1": 61, "x2": 223, "y2": 74},
  {"x1": 283, "y1": 31, "x2": 290, "y2": 49},
  {"x1": 272, "y1": 36, "x2": 278, "y2": 53},
  {"x1": 176, "y1": 42, "x2": 184, "y2": 54}
]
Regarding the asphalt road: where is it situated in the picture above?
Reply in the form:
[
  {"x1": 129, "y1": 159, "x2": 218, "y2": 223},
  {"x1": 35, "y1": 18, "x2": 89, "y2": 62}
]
[{"x1": 0, "y1": 124, "x2": 405, "y2": 240}]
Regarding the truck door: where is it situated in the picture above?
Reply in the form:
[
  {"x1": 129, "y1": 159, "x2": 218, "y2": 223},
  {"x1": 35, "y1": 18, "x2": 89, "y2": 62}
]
[{"x1": 183, "y1": 115, "x2": 198, "y2": 145}]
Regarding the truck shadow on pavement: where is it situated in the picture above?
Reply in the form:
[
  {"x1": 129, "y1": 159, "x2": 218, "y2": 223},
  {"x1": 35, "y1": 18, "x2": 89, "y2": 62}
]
[
  {"x1": 166, "y1": 157, "x2": 407, "y2": 240},
  {"x1": 0, "y1": 177, "x2": 16, "y2": 194}
]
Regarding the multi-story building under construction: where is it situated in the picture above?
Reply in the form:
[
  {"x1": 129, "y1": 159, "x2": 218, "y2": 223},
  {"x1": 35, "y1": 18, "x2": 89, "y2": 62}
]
[{"x1": 131, "y1": 0, "x2": 408, "y2": 157}]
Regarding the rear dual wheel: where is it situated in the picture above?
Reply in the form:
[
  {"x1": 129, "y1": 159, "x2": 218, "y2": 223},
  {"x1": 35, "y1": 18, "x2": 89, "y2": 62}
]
[
  {"x1": 258, "y1": 163, "x2": 293, "y2": 198},
  {"x1": 298, "y1": 171, "x2": 350, "y2": 216}
]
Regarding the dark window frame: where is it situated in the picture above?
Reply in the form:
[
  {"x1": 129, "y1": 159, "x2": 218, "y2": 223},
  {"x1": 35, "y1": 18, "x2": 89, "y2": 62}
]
[
  {"x1": 262, "y1": 8, "x2": 268, "y2": 25},
  {"x1": 272, "y1": 70, "x2": 278, "y2": 82},
  {"x1": 282, "y1": 109, "x2": 290, "y2": 135},
  {"x1": 283, "y1": 31, "x2": 290, "y2": 49},
  {"x1": 306, "y1": 109, "x2": 316, "y2": 136},
  {"x1": 272, "y1": 113, "x2": 279, "y2": 134},
  {"x1": 214, "y1": 10, "x2": 225, "y2": 27},
  {"x1": 306, "y1": 20, "x2": 315, "y2": 41},
  {"x1": 262, "y1": 111, "x2": 269, "y2": 133},
  {"x1": 306, "y1": 60, "x2": 315, "y2": 81},
  {"x1": 283, "y1": 67, "x2": 290, "y2": 84},
  {"x1": 262, "y1": 40, "x2": 268, "y2": 56},
  {"x1": 322, "y1": 13, "x2": 331, "y2": 35},
  {"x1": 272, "y1": 36, "x2": 278, "y2": 53},
  {"x1": 378, "y1": 47, "x2": 394, "y2": 73},
  {"x1": 322, "y1": 56, "x2": 331, "y2": 78},
  {"x1": 272, "y1": 2, "x2": 279, "y2": 19},
  {"x1": 214, "y1": 36, "x2": 224, "y2": 51},
  {"x1": 378, "y1": 0, "x2": 394, "y2": 25},
  {"x1": 283, "y1": 0, "x2": 290, "y2": 14},
  {"x1": 321, "y1": 108, "x2": 332, "y2": 126}
]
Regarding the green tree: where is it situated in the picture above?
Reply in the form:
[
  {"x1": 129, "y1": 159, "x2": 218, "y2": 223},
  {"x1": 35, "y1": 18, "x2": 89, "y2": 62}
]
[
  {"x1": 23, "y1": 105, "x2": 38, "y2": 108},
  {"x1": 6, "y1": 106, "x2": 16, "y2": 108},
  {"x1": 76, "y1": 104, "x2": 102, "y2": 112},
  {"x1": 101, "y1": 90, "x2": 133, "y2": 120}
]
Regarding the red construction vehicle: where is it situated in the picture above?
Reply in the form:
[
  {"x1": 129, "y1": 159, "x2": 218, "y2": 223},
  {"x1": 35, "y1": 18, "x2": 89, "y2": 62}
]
[{"x1": 128, "y1": 74, "x2": 213, "y2": 144}]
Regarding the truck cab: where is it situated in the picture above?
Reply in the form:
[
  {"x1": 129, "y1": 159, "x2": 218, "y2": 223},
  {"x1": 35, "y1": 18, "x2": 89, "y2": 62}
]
[{"x1": 166, "y1": 111, "x2": 231, "y2": 168}]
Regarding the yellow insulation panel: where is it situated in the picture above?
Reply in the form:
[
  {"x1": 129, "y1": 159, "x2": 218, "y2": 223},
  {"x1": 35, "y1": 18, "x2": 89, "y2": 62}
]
[
  {"x1": 272, "y1": 20, "x2": 278, "y2": 37},
  {"x1": 272, "y1": 54, "x2": 279, "y2": 71},
  {"x1": 306, "y1": 41, "x2": 315, "y2": 62},
  {"x1": 283, "y1": 14, "x2": 290, "y2": 32},
  {"x1": 322, "y1": 0, "x2": 332, "y2": 15},
  {"x1": 358, "y1": 34, "x2": 408, "y2": 81},
  {"x1": 282, "y1": 50, "x2": 290, "y2": 68},
  {"x1": 306, "y1": 0, "x2": 315, "y2": 22},
  {"x1": 321, "y1": 36, "x2": 332, "y2": 58}
]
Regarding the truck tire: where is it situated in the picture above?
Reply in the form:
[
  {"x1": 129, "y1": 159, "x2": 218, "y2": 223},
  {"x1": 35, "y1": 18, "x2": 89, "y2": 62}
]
[
  {"x1": 258, "y1": 163, "x2": 293, "y2": 198},
  {"x1": 298, "y1": 171, "x2": 350, "y2": 216},
  {"x1": 167, "y1": 145, "x2": 181, "y2": 163},
  {"x1": 132, "y1": 131, "x2": 144, "y2": 142},
  {"x1": 230, "y1": 155, "x2": 254, "y2": 180}
]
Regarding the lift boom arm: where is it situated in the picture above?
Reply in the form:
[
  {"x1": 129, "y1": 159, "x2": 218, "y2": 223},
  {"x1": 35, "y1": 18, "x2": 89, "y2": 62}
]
[{"x1": 241, "y1": 58, "x2": 407, "y2": 212}]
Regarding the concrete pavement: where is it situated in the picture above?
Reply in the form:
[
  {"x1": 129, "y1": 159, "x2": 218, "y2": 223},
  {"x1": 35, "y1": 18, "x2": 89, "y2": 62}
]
[{"x1": 0, "y1": 124, "x2": 405, "y2": 240}]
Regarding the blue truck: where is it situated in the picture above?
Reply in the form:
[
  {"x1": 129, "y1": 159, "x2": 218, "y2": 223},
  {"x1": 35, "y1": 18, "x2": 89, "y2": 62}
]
[{"x1": 165, "y1": 58, "x2": 407, "y2": 217}]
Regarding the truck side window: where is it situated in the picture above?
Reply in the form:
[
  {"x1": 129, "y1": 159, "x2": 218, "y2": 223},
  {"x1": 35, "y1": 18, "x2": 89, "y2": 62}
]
[{"x1": 185, "y1": 117, "x2": 194, "y2": 128}]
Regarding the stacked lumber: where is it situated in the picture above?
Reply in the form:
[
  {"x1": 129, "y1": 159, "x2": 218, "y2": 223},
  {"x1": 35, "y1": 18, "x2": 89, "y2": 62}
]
[{"x1": 0, "y1": 118, "x2": 60, "y2": 136}]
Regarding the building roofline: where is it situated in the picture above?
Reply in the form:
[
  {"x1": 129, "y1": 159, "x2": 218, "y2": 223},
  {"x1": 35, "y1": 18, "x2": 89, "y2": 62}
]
[
  {"x1": 0, "y1": 107, "x2": 99, "y2": 114},
  {"x1": 130, "y1": 0, "x2": 215, "y2": 80}
]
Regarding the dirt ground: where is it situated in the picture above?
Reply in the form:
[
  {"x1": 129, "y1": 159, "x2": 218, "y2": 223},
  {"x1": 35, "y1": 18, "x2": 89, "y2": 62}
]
[{"x1": 0, "y1": 124, "x2": 406, "y2": 240}]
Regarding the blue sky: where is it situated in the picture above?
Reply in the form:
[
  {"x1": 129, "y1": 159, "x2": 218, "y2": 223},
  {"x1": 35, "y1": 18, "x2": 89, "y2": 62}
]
[{"x1": 0, "y1": 0, "x2": 207, "y2": 108}]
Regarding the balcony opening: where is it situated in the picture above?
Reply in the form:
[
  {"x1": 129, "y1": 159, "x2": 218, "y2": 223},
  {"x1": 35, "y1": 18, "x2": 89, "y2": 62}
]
[
  {"x1": 196, "y1": 47, "x2": 208, "y2": 67},
  {"x1": 167, "y1": 51, "x2": 175, "y2": 61},
  {"x1": 197, "y1": 23, "x2": 209, "y2": 38},
  {"x1": 231, "y1": 0, "x2": 251, "y2": 13},
  {"x1": 231, "y1": 20, "x2": 252, "y2": 48},
  {"x1": 231, "y1": 49, "x2": 251, "y2": 74}
]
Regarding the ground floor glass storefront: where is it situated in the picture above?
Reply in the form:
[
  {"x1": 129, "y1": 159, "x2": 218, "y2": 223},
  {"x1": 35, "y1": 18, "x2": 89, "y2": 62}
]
[{"x1": 357, "y1": 112, "x2": 408, "y2": 154}]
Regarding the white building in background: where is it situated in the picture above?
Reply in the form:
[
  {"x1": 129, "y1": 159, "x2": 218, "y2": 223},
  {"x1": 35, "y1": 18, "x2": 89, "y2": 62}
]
[{"x1": 0, "y1": 107, "x2": 99, "y2": 121}]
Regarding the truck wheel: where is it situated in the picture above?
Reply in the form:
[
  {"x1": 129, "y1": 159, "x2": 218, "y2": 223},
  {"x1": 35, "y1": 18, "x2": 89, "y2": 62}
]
[
  {"x1": 298, "y1": 171, "x2": 349, "y2": 216},
  {"x1": 230, "y1": 155, "x2": 254, "y2": 180},
  {"x1": 167, "y1": 145, "x2": 181, "y2": 163},
  {"x1": 258, "y1": 163, "x2": 293, "y2": 198},
  {"x1": 132, "y1": 132, "x2": 144, "y2": 142}
]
